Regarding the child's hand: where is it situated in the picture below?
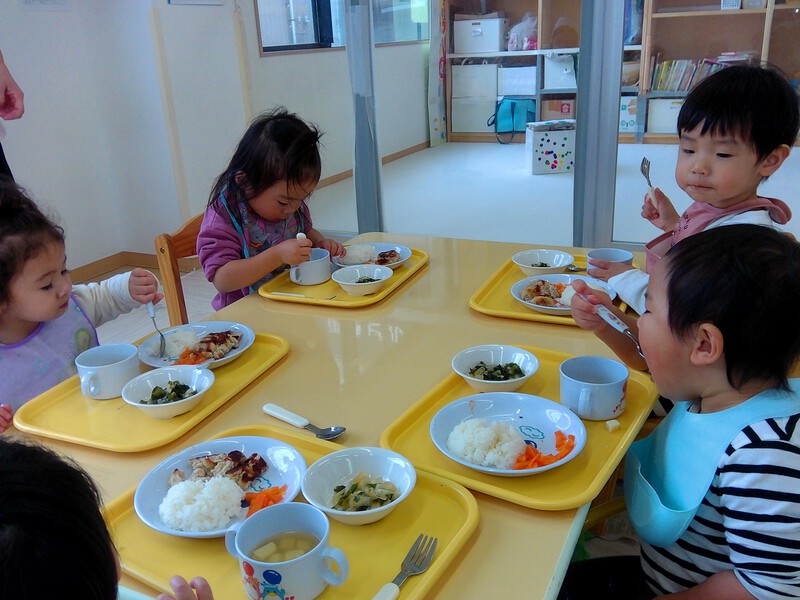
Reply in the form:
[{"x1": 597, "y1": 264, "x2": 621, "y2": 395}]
[
  {"x1": 129, "y1": 268, "x2": 163, "y2": 305},
  {"x1": 278, "y1": 238, "x2": 313, "y2": 265},
  {"x1": 571, "y1": 280, "x2": 613, "y2": 333},
  {"x1": 586, "y1": 258, "x2": 635, "y2": 281},
  {"x1": 0, "y1": 403, "x2": 13, "y2": 433},
  {"x1": 641, "y1": 187, "x2": 680, "y2": 232},
  {"x1": 155, "y1": 576, "x2": 214, "y2": 600},
  {"x1": 319, "y1": 238, "x2": 345, "y2": 257}
]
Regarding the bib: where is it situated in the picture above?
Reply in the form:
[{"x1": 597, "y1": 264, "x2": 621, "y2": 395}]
[{"x1": 624, "y1": 380, "x2": 800, "y2": 547}]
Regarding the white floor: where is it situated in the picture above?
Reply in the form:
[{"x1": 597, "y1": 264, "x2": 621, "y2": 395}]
[{"x1": 309, "y1": 141, "x2": 800, "y2": 245}]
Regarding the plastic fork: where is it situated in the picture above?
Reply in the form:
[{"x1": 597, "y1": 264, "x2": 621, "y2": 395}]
[
  {"x1": 146, "y1": 301, "x2": 167, "y2": 358},
  {"x1": 640, "y1": 156, "x2": 658, "y2": 209},
  {"x1": 371, "y1": 534, "x2": 438, "y2": 600},
  {"x1": 574, "y1": 292, "x2": 645, "y2": 359}
]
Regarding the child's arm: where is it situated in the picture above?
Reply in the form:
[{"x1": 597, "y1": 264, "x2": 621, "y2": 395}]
[
  {"x1": 571, "y1": 280, "x2": 648, "y2": 371},
  {"x1": 643, "y1": 188, "x2": 680, "y2": 233},
  {"x1": 211, "y1": 238, "x2": 312, "y2": 293},
  {"x1": 72, "y1": 271, "x2": 145, "y2": 327},
  {"x1": 586, "y1": 258, "x2": 635, "y2": 281},
  {"x1": 654, "y1": 570, "x2": 755, "y2": 599},
  {"x1": 0, "y1": 404, "x2": 13, "y2": 433},
  {"x1": 307, "y1": 227, "x2": 345, "y2": 257}
]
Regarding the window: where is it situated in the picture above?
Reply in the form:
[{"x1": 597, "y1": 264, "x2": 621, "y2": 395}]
[{"x1": 255, "y1": 0, "x2": 429, "y2": 53}]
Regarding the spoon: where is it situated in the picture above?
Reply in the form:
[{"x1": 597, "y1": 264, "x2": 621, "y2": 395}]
[
  {"x1": 262, "y1": 403, "x2": 346, "y2": 440},
  {"x1": 566, "y1": 264, "x2": 585, "y2": 272}
]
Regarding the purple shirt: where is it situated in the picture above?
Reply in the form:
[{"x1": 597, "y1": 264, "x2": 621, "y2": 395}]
[{"x1": 197, "y1": 192, "x2": 313, "y2": 310}]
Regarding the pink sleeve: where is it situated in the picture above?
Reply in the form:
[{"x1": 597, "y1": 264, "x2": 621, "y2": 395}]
[{"x1": 196, "y1": 208, "x2": 244, "y2": 283}]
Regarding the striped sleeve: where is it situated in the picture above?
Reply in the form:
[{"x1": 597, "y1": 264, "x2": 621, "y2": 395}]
[{"x1": 641, "y1": 414, "x2": 800, "y2": 599}]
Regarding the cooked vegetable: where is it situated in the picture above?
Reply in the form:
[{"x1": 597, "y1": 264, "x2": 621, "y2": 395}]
[
  {"x1": 468, "y1": 361, "x2": 525, "y2": 381},
  {"x1": 244, "y1": 484, "x2": 287, "y2": 517},
  {"x1": 355, "y1": 276, "x2": 378, "y2": 283},
  {"x1": 513, "y1": 431, "x2": 576, "y2": 469},
  {"x1": 141, "y1": 380, "x2": 196, "y2": 405},
  {"x1": 531, "y1": 261, "x2": 550, "y2": 267},
  {"x1": 331, "y1": 472, "x2": 398, "y2": 512}
]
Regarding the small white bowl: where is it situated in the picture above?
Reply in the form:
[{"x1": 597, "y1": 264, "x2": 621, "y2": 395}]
[
  {"x1": 587, "y1": 248, "x2": 634, "y2": 265},
  {"x1": 512, "y1": 249, "x2": 575, "y2": 276},
  {"x1": 122, "y1": 365, "x2": 214, "y2": 419},
  {"x1": 452, "y1": 345, "x2": 539, "y2": 393},
  {"x1": 301, "y1": 447, "x2": 416, "y2": 526},
  {"x1": 332, "y1": 264, "x2": 393, "y2": 296}
]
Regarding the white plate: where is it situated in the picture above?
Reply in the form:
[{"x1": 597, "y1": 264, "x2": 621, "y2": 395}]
[
  {"x1": 510, "y1": 275, "x2": 616, "y2": 316},
  {"x1": 138, "y1": 321, "x2": 255, "y2": 369},
  {"x1": 134, "y1": 436, "x2": 306, "y2": 538},
  {"x1": 332, "y1": 243, "x2": 412, "y2": 270},
  {"x1": 430, "y1": 392, "x2": 587, "y2": 477}
]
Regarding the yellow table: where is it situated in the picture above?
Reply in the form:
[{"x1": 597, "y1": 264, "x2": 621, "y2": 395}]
[{"x1": 19, "y1": 233, "x2": 649, "y2": 599}]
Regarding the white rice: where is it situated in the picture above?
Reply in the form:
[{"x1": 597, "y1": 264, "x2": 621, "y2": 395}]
[
  {"x1": 150, "y1": 329, "x2": 198, "y2": 358},
  {"x1": 338, "y1": 244, "x2": 376, "y2": 265},
  {"x1": 158, "y1": 477, "x2": 245, "y2": 532},
  {"x1": 446, "y1": 418, "x2": 526, "y2": 470}
]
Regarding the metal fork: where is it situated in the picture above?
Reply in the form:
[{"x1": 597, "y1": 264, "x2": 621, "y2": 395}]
[
  {"x1": 371, "y1": 534, "x2": 438, "y2": 600},
  {"x1": 640, "y1": 156, "x2": 658, "y2": 208},
  {"x1": 575, "y1": 292, "x2": 645, "y2": 359},
  {"x1": 146, "y1": 301, "x2": 167, "y2": 358}
]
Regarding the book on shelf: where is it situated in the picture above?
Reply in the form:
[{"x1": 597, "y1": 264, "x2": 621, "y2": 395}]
[{"x1": 649, "y1": 53, "x2": 740, "y2": 92}]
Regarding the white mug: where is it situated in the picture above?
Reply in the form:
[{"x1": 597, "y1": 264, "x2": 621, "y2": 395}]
[
  {"x1": 75, "y1": 343, "x2": 140, "y2": 400},
  {"x1": 290, "y1": 248, "x2": 331, "y2": 286},
  {"x1": 587, "y1": 248, "x2": 634, "y2": 265},
  {"x1": 559, "y1": 355, "x2": 628, "y2": 421},
  {"x1": 226, "y1": 502, "x2": 348, "y2": 600}
]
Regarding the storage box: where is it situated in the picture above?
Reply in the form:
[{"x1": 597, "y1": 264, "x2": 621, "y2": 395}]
[
  {"x1": 540, "y1": 99, "x2": 576, "y2": 120},
  {"x1": 647, "y1": 98, "x2": 683, "y2": 134},
  {"x1": 452, "y1": 64, "x2": 498, "y2": 98},
  {"x1": 721, "y1": 0, "x2": 741, "y2": 9},
  {"x1": 451, "y1": 97, "x2": 496, "y2": 132},
  {"x1": 454, "y1": 18, "x2": 509, "y2": 54},
  {"x1": 619, "y1": 96, "x2": 637, "y2": 133},
  {"x1": 497, "y1": 66, "x2": 537, "y2": 96},
  {"x1": 526, "y1": 120, "x2": 576, "y2": 174},
  {"x1": 543, "y1": 53, "x2": 577, "y2": 89}
]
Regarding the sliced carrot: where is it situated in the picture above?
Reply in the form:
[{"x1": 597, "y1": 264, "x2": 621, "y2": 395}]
[
  {"x1": 245, "y1": 484, "x2": 288, "y2": 517},
  {"x1": 512, "y1": 432, "x2": 576, "y2": 469}
]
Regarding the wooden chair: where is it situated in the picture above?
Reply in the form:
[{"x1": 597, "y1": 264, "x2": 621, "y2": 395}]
[{"x1": 154, "y1": 213, "x2": 204, "y2": 327}]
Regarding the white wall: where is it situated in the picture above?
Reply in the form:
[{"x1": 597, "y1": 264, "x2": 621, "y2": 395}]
[{"x1": 0, "y1": 0, "x2": 431, "y2": 266}]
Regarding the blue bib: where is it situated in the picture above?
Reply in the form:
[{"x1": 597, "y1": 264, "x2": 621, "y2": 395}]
[{"x1": 624, "y1": 379, "x2": 800, "y2": 547}]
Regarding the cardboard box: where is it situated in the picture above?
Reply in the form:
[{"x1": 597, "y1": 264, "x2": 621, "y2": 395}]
[
  {"x1": 454, "y1": 18, "x2": 509, "y2": 54},
  {"x1": 526, "y1": 120, "x2": 576, "y2": 174},
  {"x1": 452, "y1": 64, "x2": 498, "y2": 98},
  {"x1": 451, "y1": 97, "x2": 496, "y2": 132},
  {"x1": 619, "y1": 96, "x2": 637, "y2": 133},
  {"x1": 647, "y1": 98, "x2": 683, "y2": 134},
  {"x1": 541, "y1": 99, "x2": 576, "y2": 120},
  {"x1": 497, "y1": 66, "x2": 537, "y2": 96}
]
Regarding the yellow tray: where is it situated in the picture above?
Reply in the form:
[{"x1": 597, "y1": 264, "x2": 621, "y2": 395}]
[
  {"x1": 106, "y1": 424, "x2": 479, "y2": 600},
  {"x1": 257, "y1": 248, "x2": 429, "y2": 307},
  {"x1": 13, "y1": 334, "x2": 289, "y2": 453},
  {"x1": 469, "y1": 255, "x2": 631, "y2": 326},
  {"x1": 380, "y1": 345, "x2": 657, "y2": 510}
]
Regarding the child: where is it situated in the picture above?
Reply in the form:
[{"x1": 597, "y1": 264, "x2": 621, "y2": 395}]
[
  {"x1": 197, "y1": 108, "x2": 345, "y2": 310},
  {"x1": 0, "y1": 436, "x2": 214, "y2": 600},
  {"x1": 563, "y1": 225, "x2": 800, "y2": 599},
  {"x1": 589, "y1": 65, "x2": 798, "y2": 315},
  {"x1": 0, "y1": 181, "x2": 161, "y2": 432}
]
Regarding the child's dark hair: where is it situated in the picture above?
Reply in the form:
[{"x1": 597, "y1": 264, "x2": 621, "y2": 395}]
[
  {"x1": 663, "y1": 225, "x2": 800, "y2": 392},
  {"x1": 0, "y1": 437, "x2": 119, "y2": 599},
  {"x1": 208, "y1": 107, "x2": 323, "y2": 221},
  {"x1": 678, "y1": 65, "x2": 799, "y2": 160},
  {"x1": 0, "y1": 180, "x2": 65, "y2": 306}
]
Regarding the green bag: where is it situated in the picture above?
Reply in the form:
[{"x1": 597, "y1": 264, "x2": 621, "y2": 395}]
[{"x1": 487, "y1": 97, "x2": 536, "y2": 144}]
